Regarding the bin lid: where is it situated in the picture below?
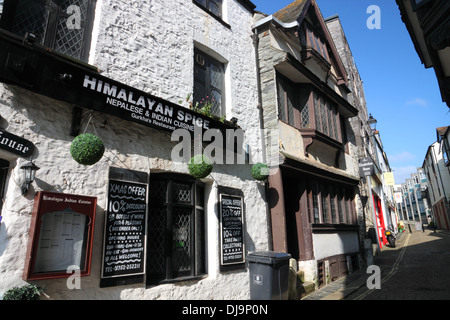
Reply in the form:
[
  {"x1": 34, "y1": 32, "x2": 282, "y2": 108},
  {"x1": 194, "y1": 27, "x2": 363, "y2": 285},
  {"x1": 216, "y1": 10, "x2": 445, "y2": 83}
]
[{"x1": 247, "y1": 251, "x2": 291, "y2": 265}]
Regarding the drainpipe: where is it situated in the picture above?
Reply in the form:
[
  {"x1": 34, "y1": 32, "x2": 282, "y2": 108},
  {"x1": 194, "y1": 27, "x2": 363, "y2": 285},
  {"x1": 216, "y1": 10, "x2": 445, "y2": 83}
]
[
  {"x1": 252, "y1": 26, "x2": 273, "y2": 250},
  {"x1": 252, "y1": 28, "x2": 266, "y2": 164}
]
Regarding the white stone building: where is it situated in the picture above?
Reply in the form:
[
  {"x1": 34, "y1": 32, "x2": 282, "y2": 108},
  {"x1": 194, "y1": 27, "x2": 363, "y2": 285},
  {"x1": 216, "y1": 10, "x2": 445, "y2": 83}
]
[{"x1": 0, "y1": 0, "x2": 271, "y2": 300}]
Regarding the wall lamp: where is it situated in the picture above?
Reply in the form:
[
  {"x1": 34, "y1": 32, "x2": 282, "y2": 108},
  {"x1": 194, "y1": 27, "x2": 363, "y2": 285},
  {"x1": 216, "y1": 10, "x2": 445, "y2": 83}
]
[
  {"x1": 20, "y1": 161, "x2": 40, "y2": 196},
  {"x1": 367, "y1": 114, "x2": 377, "y2": 131}
]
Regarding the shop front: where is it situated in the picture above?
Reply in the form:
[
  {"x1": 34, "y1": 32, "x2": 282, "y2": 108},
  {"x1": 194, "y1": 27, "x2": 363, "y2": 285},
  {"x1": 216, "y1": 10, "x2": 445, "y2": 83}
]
[
  {"x1": 268, "y1": 158, "x2": 362, "y2": 286},
  {"x1": 0, "y1": 28, "x2": 270, "y2": 299}
]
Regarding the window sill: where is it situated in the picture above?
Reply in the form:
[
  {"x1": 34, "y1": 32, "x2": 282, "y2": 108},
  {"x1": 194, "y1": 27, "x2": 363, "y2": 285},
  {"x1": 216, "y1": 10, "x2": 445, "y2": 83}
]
[
  {"x1": 298, "y1": 127, "x2": 343, "y2": 156},
  {"x1": 312, "y1": 224, "x2": 359, "y2": 233},
  {"x1": 157, "y1": 274, "x2": 207, "y2": 285},
  {"x1": 302, "y1": 47, "x2": 331, "y2": 71}
]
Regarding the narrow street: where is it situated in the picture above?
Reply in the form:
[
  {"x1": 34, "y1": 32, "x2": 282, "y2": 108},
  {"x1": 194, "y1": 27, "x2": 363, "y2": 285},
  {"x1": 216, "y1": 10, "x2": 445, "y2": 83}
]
[{"x1": 345, "y1": 229, "x2": 450, "y2": 300}]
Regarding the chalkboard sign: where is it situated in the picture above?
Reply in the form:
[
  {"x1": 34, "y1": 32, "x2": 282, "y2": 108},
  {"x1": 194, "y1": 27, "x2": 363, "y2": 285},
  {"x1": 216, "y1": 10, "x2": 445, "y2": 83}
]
[
  {"x1": 220, "y1": 194, "x2": 245, "y2": 266},
  {"x1": 102, "y1": 179, "x2": 147, "y2": 279}
]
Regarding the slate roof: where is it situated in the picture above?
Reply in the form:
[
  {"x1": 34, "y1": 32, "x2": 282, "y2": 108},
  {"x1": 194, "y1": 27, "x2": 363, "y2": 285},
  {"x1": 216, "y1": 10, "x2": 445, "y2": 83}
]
[{"x1": 273, "y1": 0, "x2": 309, "y2": 23}]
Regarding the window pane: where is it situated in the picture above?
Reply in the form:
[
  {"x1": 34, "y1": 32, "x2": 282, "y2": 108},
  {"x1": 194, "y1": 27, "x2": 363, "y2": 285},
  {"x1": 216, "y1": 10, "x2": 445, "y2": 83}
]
[
  {"x1": 172, "y1": 207, "x2": 192, "y2": 276},
  {"x1": 210, "y1": 63, "x2": 222, "y2": 89},
  {"x1": 211, "y1": 89, "x2": 222, "y2": 116},
  {"x1": 287, "y1": 88, "x2": 295, "y2": 127},
  {"x1": 172, "y1": 182, "x2": 192, "y2": 204},
  {"x1": 330, "y1": 186, "x2": 337, "y2": 224},
  {"x1": 337, "y1": 191, "x2": 344, "y2": 223},
  {"x1": 209, "y1": 0, "x2": 221, "y2": 18},
  {"x1": 327, "y1": 102, "x2": 334, "y2": 139},
  {"x1": 314, "y1": 92, "x2": 321, "y2": 132},
  {"x1": 10, "y1": 0, "x2": 49, "y2": 45},
  {"x1": 299, "y1": 88, "x2": 310, "y2": 128},
  {"x1": 277, "y1": 80, "x2": 287, "y2": 123},
  {"x1": 320, "y1": 97, "x2": 328, "y2": 135},
  {"x1": 53, "y1": 0, "x2": 90, "y2": 60},
  {"x1": 332, "y1": 106, "x2": 339, "y2": 141},
  {"x1": 147, "y1": 207, "x2": 167, "y2": 276},
  {"x1": 321, "y1": 186, "x2": 329, "y2": 223},
  {"x1": 313, "y1": 190, "x2": 320, "y2": 223}
]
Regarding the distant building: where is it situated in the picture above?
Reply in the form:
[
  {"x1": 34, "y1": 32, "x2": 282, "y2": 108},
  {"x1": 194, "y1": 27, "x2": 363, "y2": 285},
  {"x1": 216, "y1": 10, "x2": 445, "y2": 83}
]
[{"x1": 422, "y1": 127, "x2": 450, "y2": 230}]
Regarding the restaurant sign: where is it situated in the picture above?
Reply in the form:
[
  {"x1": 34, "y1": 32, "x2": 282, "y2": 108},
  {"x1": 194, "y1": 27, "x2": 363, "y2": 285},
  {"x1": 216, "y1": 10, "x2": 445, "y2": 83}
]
[
  {"x1": 81, "y1": 75, "x2": 218, "y2": 134},
  {"x1": 359, "y1": 157, "x2": 375, "y2": 177},
  {"x1": 0, "y1": 35, "x2": 235, "y2": 136},
  {"x1": 101, "y1": 179, "x2": 147, "y2": 279},
  {"x1": 220, "y1": 194, "x2": 245, "y2": 266}
]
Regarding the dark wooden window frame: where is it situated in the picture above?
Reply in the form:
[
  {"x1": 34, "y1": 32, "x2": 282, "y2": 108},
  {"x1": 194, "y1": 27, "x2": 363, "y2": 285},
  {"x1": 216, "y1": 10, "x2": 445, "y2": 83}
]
[
  {"x1": 306, "y1": 179, "x2": 356, "y2": 226},
  {"x1": 276, "y1": 73, "x2": 346, "y2": 155},
  {"x1": 194, "y1": 48, "x2": 226, "y2": 117},
  {"x1": 146, "y1": 173, "x2": 206, "y2": 285},
  {"x1": 306, "y1": 25, "x2": 330, "y2": 63}
]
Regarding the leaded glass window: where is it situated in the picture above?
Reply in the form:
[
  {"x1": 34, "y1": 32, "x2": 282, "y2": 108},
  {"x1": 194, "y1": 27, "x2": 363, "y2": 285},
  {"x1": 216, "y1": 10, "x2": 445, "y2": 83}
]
[
  {"x1": 0, "y1": 0, "x2": 95, "y2": 62},
  {"x1": 147, "y1": 174, "x2": 205, "y2": 284},
  {"x1": 194, "y1": 49, "x2": 225, "y2": 117}
]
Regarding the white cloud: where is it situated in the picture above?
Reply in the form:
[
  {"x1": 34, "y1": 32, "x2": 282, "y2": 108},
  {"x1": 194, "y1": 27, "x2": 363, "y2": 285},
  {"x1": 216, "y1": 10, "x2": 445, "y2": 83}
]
[
  {"x1": 392, "y1": 166, "x2": 418, "y2": 184},
  {"x1": 388, "y1": 151, "x2": 416, "y2": 163},
  {"x1": 405, "y1": 98, "x2": 428, "y2": 108}
]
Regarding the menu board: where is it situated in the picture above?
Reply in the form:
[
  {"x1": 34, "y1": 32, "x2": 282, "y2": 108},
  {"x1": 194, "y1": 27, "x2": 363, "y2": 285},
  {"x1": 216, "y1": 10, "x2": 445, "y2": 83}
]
[
  {"x1": 220, "y1": 194, "x2": 245, "y2": 266},
  {"x1": 102, "y1": 179, "x2": 147, "y2": 279},
  {"x1": 23, "y1": 192, "x2": 97, "y2": 281}
]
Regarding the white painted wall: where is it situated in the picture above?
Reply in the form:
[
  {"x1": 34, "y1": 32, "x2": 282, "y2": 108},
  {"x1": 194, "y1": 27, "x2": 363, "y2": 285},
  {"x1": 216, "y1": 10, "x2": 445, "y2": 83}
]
[
  {"x1": 0, "y1": 0, "x2": 270, "y2": 300},
  {"x1": 312, "y1": 232, "x2": 359, "y2": 261}
]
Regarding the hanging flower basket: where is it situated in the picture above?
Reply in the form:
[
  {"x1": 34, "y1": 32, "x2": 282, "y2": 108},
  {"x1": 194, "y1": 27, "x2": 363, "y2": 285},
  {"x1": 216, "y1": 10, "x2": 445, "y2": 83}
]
[
  {"x1": 188, "y1": 154, "x2": 213, "y2": 179},
  {"x1": 70, "y1": 133, "x2": 105, "y2": 166},
  {"x1": 251, "y1": 163, "x2": 270, "y2": 181}
]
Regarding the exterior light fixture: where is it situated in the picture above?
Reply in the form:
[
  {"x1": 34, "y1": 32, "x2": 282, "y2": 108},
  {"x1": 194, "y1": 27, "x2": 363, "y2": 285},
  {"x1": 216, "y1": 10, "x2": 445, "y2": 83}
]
[
  {"x1": 20, "y1": 161, "x2": 40, "y2": 195},
  {"x1": 367, "y1": 114, "x2": 377, "y2": 131},
  {"x1": 230, "y1": 117, "x2": 238, "y2": 126}
]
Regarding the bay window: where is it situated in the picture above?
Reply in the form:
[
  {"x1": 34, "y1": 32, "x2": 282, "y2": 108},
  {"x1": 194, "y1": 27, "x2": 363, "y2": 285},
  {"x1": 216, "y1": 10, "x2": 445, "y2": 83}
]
[{"x1": 277, "y1": 73, "x2": 344, "y2": 145}]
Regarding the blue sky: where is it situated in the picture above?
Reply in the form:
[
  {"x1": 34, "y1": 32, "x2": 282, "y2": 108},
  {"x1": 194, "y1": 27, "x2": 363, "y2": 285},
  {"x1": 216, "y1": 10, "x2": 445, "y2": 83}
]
[{"x1": 252, "y1": 0, "x2": 449, "y2": 184}]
